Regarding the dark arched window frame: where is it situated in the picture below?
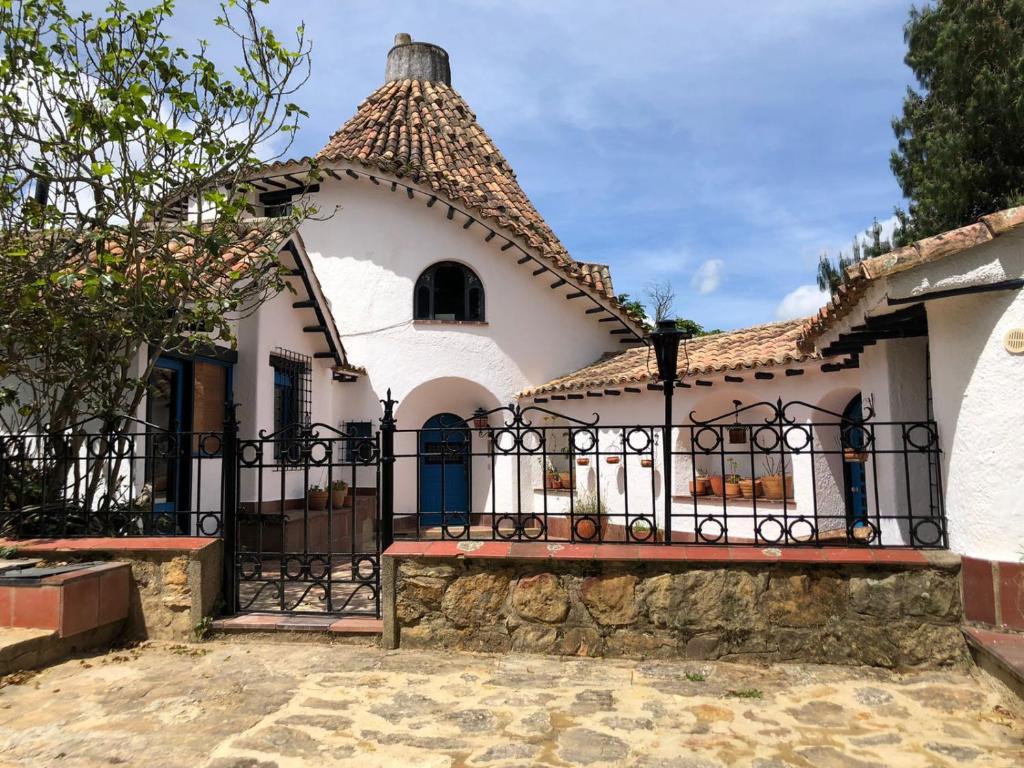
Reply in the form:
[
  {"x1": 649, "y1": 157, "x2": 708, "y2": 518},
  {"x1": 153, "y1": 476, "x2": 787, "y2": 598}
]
[{"x1": 414, "y1": 261, "x2": 485, "y2": 321}]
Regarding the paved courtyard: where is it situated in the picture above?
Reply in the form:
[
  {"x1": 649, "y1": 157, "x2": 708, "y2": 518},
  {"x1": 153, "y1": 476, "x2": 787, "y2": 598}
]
[{"x1": 0, "y1": 640, "x2": 1022, "y2": 767}]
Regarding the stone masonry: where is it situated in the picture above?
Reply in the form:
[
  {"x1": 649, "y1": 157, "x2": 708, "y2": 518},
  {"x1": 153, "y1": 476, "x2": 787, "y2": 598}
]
[{"x1": 392, "y1": 555, "x2": 967, "y2": 668}]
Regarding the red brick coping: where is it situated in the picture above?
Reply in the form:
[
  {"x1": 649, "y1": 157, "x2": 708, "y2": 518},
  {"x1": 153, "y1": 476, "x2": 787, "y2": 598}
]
[
  {"x1": 0, "y1": 536, "x2": 219, "y2": 554},
  {"x1": 384, "y1": 541, "x2": 951, "y2": 568}
]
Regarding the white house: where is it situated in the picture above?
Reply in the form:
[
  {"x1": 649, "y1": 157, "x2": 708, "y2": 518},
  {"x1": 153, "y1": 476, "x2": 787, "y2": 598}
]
[{"x1": 213, "y1": 33, "x2": 1023, "y2": 566}]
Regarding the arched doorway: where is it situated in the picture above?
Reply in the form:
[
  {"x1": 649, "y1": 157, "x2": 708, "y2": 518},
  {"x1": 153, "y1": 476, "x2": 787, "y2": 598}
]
[
  {"x1": 842, "y1": 394, "x2": 868, "y2": 528},
  {"x1": 419, "y1": 413, "x2": 470, "y2": 526}
]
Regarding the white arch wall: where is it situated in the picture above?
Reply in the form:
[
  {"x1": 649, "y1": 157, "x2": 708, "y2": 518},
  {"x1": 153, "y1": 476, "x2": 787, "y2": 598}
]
[{"x1": 298, "y1": 171, "x2": 624, "y2": 422}]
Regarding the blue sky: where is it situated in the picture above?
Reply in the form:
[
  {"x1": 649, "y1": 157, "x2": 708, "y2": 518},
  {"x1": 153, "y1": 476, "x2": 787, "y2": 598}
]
[{"x1": 110, "y1": 1, "x2": 916, "y2": 330}]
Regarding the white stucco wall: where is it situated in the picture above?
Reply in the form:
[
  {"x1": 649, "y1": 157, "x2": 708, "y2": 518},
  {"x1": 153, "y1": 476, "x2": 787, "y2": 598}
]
[
  {"x1": 818, "y1": 229, "x2": 1024, "y2": 559},
  {"x1": 896, "y1": 232, "x2": 1024, "y2": 560},
  {"x1": 298, "y1": 168, "x2": 626, "y2": 424},
  {"x1": 234, "y1": 278, "x2": 345, "y2": 504}
]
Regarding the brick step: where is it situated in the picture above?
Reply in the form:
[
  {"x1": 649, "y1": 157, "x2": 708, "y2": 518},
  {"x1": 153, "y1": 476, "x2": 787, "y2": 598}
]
[
  {"x1": 212, "y1": 613, "x2": 382, "y2": 636},
  {"x1": 963, "y1": 626, "x2": 1024, "y2": 701}
]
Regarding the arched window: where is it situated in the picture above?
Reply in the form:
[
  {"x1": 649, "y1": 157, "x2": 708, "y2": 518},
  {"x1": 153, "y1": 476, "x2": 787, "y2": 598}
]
[{"x1": 414, "y1": 261, "x2": 485, "y2": 321}]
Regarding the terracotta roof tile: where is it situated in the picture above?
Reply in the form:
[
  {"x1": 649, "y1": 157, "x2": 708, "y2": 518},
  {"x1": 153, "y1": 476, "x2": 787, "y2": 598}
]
[
  {"x1": 315, "y1": 79, "x2": 643, "y2": 328},
  {"x1": 575, "y1": 262, "x2": 615, "y2": 300},
  {"x1": 522, "y1": 318, "x2": 816, "y2": 396},
  {"x1": 803, "y1": 205, "x2": 1024, "y2": 343},
  {"x1": 318, "y1": 79, "x2": 572, "y2": 267}
]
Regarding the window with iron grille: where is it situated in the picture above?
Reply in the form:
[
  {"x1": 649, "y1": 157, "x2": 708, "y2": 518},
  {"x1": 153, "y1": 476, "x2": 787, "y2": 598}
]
[
  {"x1": 414, "y1": 261, "x2": 485, "y2": 321},
  {"x1": 344, "y1": 420, "x2": 373, "y2": 464},
  {"x1": 270, "y1": 348, "x2": 311, "y2": 462}
]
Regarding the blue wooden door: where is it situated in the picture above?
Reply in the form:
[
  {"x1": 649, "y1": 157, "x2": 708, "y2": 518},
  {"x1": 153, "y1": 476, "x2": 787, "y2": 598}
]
[
  {"x1": 147, "y1": 357, "x2": 188, "y2": 521},
  {"x1": 419, "y1": 413, "x2": 469, "y2": 526},
  {"x1": 842, "y1": 394, "x2": 868, "y2": 527}
]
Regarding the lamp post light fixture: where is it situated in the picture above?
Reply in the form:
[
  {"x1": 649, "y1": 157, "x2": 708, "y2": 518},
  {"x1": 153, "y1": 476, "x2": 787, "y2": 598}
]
[
  {"x1": 472, "y1": 407, "x2": 489, "y2": 436},
  {"x1": 648, "y1": 319, "x2": 692, "y2": 544}
]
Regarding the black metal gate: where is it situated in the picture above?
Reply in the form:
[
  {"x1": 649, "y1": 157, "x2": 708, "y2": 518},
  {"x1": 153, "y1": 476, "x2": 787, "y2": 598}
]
[{"x1": 229, "y1": 420, "x2": 382, "y2": 616}]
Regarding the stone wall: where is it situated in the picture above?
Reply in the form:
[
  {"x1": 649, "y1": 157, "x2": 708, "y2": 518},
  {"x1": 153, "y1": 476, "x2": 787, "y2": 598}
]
[
  {"x1": 388, "y1": 555, "x2": 966, "y2": 668},
  {"x1": 9, "y1": 539, "x2": 223, "y2": 642}
]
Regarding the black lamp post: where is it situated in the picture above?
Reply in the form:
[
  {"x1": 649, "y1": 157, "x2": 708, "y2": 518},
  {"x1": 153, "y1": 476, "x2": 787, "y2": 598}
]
[{"x1": 648, "y1": 319, "x2": 691, "y2": 544}]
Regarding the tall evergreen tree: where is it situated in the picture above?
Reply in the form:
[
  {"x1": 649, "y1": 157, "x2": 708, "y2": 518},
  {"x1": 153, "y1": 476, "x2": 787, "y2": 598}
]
[
  {"x1": 816, "y1": 219, "x2": 892, "y2": 293},
  {"x1": 891, "y1": 0, "x2": 1024, "y2": 244}
]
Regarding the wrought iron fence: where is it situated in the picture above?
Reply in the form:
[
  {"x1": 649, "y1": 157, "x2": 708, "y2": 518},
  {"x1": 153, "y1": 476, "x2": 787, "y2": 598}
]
[
  {"x1": 0, "y1": 418, "x2": 229, "y2": 540},
  {"x1": 386, "y1": 398, "x2": 946, "y2": 548},
  {"x1": 233, "y1": 423, "x2": 381, "y2": 615}
]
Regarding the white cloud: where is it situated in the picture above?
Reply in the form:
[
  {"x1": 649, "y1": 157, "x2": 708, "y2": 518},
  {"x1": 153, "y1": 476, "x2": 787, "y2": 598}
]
[
  {"x1": 691, "y1": 259, "x2": 724, "y2": 295},
  {"x1": 775, "y1": 284, "x2": 829, "y2": 320}
]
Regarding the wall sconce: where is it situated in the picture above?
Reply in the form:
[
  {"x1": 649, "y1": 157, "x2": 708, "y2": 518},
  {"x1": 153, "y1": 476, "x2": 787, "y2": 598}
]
[{"x1": 472, "y1": 407, "x2": 489, "y2": 436}]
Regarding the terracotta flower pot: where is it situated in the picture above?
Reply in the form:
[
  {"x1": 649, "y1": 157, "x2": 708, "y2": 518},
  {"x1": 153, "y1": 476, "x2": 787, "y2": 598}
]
[
  {"x1": 331, "y1": 488, "x2": 349, "y2": 507},
  {"x1": 762, "y1": 475, "x2": 784, "y2": 499},
  {"x1": 575, "y1": 517, "x2": 598, "y2": 540},
  {"x1": 559, "y1": 471, "x2": 572, "y2": 489},
  {"x1": 546, "y1": 474, "x2": 561, "y2": 490},
  {"x1": 724, "y1": 481, "x2": 742, "y2": 498},
  {"x1": 763, "y1": 474, "x2": 795, "y2": 499},
  {"x1": 606, "y1": 456, "x2": 620, "y2": 465},
  {"x1": 576, "y1": 457, "x2": 590, "y2": 466},
  {"x1": 308, "y1": 490, "x2": 328, "y2": 511},
  {"x1": 844, "y1": 449, "x2": 869, "y2": 463},
  {"x1": 739, "y1": 478, "x2": 763, "y2": 499},
  {"x1": 708, "y1": 475, "x2": 725, "y2": 496},
  {"x1": 689, "y1": 478, "x2": 708, "y2": 496},
  {"x1": 640, "y1": 458, "x2": 653, "y2": 468}
]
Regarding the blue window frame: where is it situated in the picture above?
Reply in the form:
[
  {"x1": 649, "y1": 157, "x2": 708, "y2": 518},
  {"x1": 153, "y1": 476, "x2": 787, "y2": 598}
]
[{"x1": 270, "y1": 349, "x2": 311, "y2": 463}]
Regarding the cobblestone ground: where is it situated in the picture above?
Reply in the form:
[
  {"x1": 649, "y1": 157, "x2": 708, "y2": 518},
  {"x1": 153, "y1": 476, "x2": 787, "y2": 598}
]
[{"x1": 0, "y1": 640, "x2": 1022, "y2": 767}]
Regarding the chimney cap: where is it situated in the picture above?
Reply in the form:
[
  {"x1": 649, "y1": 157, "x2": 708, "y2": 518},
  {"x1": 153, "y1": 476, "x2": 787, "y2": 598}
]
[{"x1": 385, "y1": 34, "x2": 451, "y2": 86}]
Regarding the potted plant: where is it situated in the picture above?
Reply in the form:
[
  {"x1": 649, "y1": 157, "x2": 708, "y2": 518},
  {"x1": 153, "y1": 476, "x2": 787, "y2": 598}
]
[
  {"x1": 572, "y1": 491, "x2": 605, "y2": 540},
  {"x1": 724, "y1": 459, "x2": 742, "y2": 498},
  {"x1": 330, "y1": 479, "x2": 349, "y2": 508},
  {"x1": 739, "y1": 476, "x2": 763, "y2": 499},
  {"x1": 760, "y1": 456, "x2": 793, "y2": 500},
  {"x1": 606, "y1": 455, "x2": 620, "y2": 465},
  {"x1": 558, "y1": 470, "x2": 572, "y2": 489},
  {"x1": 307, "y1": 483, "x2": 328, "y2": 511},
  {"x1": 640, "y1": 457, "x2": 654, "y2": 468},
  {"x1": 689, "y1": 468, "x2": 709, "y2": 496},
  {"x1": 576, "y1": 456, "x2": 590, "y2": 466},
  {"x1": 708, "y1": 472, "x2": 725, "y2": 497}
]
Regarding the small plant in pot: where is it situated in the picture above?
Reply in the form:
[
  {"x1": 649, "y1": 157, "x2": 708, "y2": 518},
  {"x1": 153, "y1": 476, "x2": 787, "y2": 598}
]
[
  {"x1": 724, "y1": 459, "x2": 742, "y2": 498},
  {"x1": 708, "y1": 471, "x2": 725, "y2": 497},
  {"x1": 330, "y1": 479, "x2": 349, "y2": 508},
  {"x1": 559, "y1": 470, "x2": 572, "y2": 489},
  {"x1": 572, "y1": 491, "x2": 605, "y2": 540},
  {"x1": 760, "y1": 456, "x2": 793, "y2": 500},
  {"x1": 689, "y1": 467, "x2": 709, "y2": 496},
  {"x1": 738, "y1": 476, "x2": 763, "y2": 499},
  {"x1": 307, "y1": 483, "x2": 328, "y2": 511}
]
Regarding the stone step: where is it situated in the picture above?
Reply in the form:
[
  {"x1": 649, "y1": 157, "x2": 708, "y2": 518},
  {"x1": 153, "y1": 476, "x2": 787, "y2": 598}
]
[
  {"x1": 212, "y1": 613, "x2": 382, "y2": 636},
  {"x1": 963, "y1": 625, "x2": 1024, "y2": 701},
  {"x1": 0, "y1": 627, "x2": 57, "y2": 675}
]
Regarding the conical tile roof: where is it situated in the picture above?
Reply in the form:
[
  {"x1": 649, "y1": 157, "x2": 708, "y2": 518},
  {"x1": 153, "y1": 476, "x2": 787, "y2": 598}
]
[{"x1": 317, "y1": 78, "x2": 573, "y2": 268}]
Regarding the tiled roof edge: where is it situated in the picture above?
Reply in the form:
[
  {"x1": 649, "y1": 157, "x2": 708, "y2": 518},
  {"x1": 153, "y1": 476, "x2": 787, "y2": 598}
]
[{"x1": 802, "y1": 205, "x2": 1024, "y2": 343}]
